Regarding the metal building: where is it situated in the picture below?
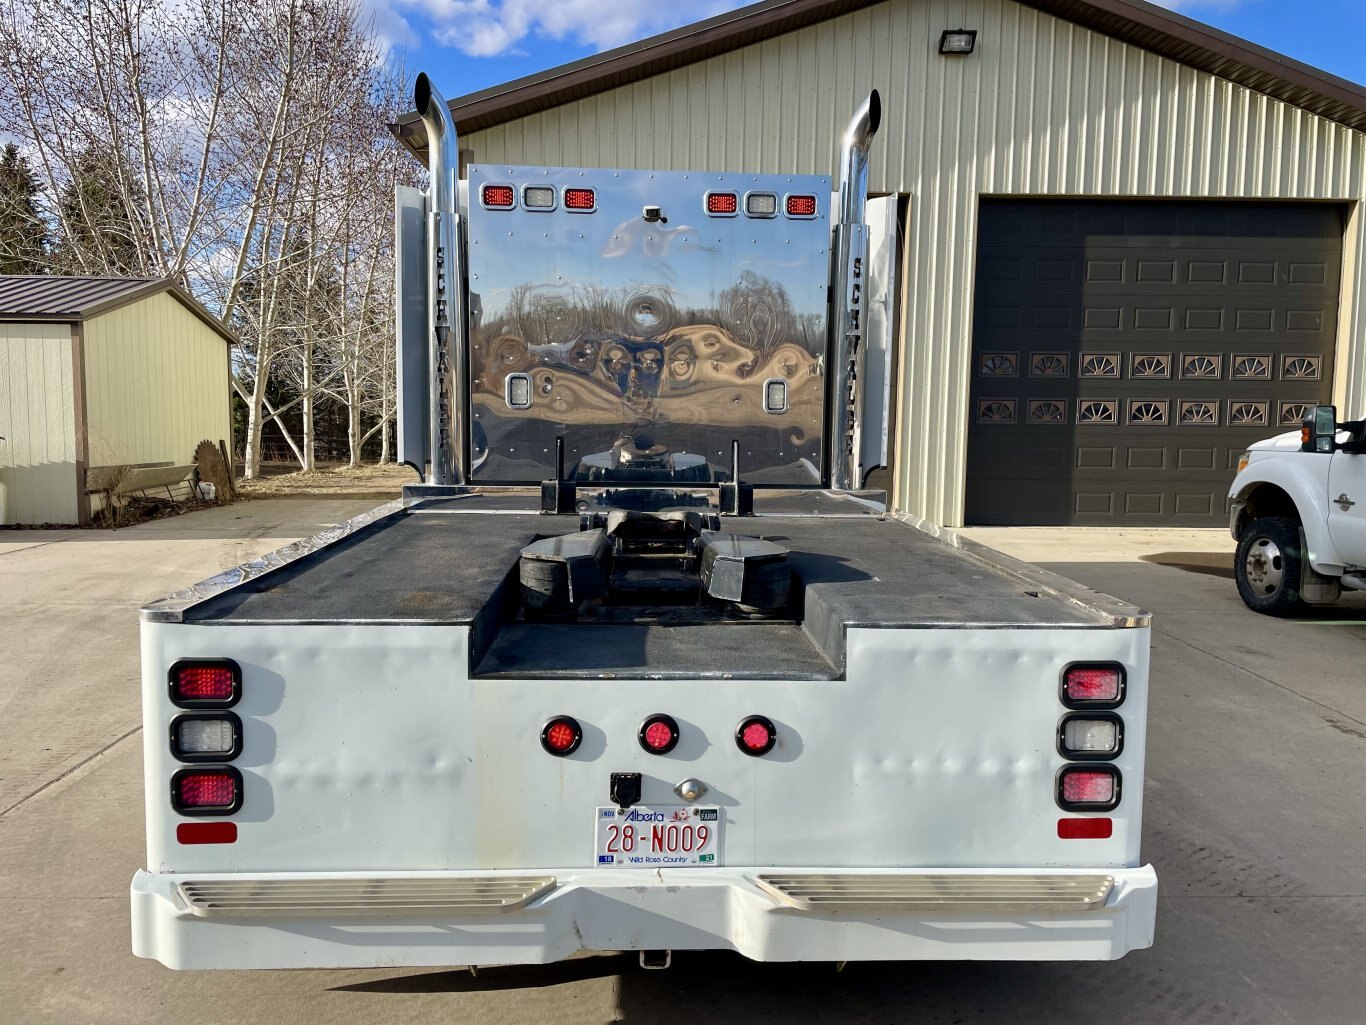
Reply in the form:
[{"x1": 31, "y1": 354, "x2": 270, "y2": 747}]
[
  {"x1": 398, "y1": 0, "x2": 1366, "y2": 527},
  {"x1": 0, "y1": 276, "x2": 234, "y2": 525}
]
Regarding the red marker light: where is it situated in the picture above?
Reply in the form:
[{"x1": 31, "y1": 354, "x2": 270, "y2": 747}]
[
  {"x1": 168, "y1": 660, "x2": 240, "y2": 708},
  {"x1": 171, "y1": 767, "x2": 242, "y2": 815},
  {"x1": 736, "y1": 715, "x2": 777, "y2": 756},
  {"x1": 638, "y1": 714, "x2": 680, "y2": 754},
  {"x1": 482, "y1": 184, "x2": 515, "y2": 208},
  {"x1": 785, "y1": 194, "x2": 817, "y2": 217},
  {"x1": 1062, "y1": 664, "x2": 1124, "y2": 707},
  {"x1": 177, "y1": 822, "x2": 238, "y2": 845},
  {"x1": 705, "y1": 191, "x2": 738, "y2": 215},
  {"x1": 541, "y1": 716, "x2": 582, "y2": 756},
  {"x1": 1057, "y1": 818, "x2": 1113, "y2": 839},
  {"x1": 563, "y1": 187, "x2": 596, "y2": 211}
]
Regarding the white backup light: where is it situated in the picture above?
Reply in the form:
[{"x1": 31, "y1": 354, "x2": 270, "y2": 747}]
[
  {"x1": 1063, "y1": 718, "x2": 1119, "y2": 754},
  {"x1": 178, "y1": 719, "x2": 235, "y2": 755}
]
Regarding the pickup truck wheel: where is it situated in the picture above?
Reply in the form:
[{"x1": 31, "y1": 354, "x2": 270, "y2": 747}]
[{"x1": 1235, "y1": 516, "x2": 1308, "y2": 616}]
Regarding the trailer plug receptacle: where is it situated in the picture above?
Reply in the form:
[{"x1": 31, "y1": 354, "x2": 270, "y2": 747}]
[{"x1": 610, "y1": 772, "x2": 643, "y2": 810}]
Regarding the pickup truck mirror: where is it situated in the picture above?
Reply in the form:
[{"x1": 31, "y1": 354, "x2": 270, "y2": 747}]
[{"x1": 1301, "y1": 404, "x2": 1338, "y2": 453}]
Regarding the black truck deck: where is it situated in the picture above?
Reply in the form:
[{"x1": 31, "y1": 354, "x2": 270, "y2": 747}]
[{"x1": 165, "y1": 490, "x2": 1141, "y2": 679}]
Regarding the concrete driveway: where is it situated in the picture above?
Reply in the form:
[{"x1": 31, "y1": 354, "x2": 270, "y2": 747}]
[{"x1": 2, "y1": 507, "x2": 1364, "y2": 1024}]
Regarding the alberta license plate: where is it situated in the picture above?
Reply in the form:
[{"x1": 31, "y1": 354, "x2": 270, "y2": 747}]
[{"x1": 595, "y1": 806, "x2": 721, "y2": 867}]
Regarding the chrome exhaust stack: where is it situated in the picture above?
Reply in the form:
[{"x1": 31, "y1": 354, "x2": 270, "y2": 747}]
[
  {"x1": 827, "y1": 90, "x2": 881, "y2": 491},
  {"x1": 837, "y1": 90, "x2": 881, "y2": 227},
  {"x1": 413, "y1": 73, "x2": 466, "y2": 485}
]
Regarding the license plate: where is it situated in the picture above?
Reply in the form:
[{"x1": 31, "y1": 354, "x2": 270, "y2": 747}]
[{"x1": 594, "y1": 806, "x2": 721, "y2": 867}]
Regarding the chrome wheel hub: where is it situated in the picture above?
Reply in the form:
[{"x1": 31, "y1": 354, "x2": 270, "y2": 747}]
[{"x1": 1245, "y1": 537, "x2": 1285, "y2": 596}]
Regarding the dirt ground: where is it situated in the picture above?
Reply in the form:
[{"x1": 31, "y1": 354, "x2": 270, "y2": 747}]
[{"x1": 235, "y1": 461, "x2": 418, "y2": 499}]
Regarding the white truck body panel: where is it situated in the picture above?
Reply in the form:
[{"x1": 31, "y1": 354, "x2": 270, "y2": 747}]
[{"x1": 133, "y1": 616, "x2": 1153, "y2": 967}]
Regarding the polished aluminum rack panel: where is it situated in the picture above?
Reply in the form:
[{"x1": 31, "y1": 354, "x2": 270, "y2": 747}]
[{"x1": 466, "y1": 165, "x2": 832, "y2": 486}]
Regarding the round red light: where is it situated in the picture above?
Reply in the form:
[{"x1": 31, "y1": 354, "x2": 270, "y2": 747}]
[
  {"x1": 540, "y1": 716, "x2": 582, "y2": 756},
  {"x1": 638, "y1": 714, "x2": 680, "y2": 754},
  {"x1": 741, "y1": 722, "x2": 771, "y2": 750},
  {"x1": 546, "y1": 723, "x2": 576, "y2": 750},
  {"x1": 735, "y1": 715, "x2": 777, "y2": 756}
]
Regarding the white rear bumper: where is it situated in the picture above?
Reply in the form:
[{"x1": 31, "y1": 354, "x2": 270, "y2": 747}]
[{"x1": 131, "y1": 865, "x2": 1157, "y2": 969}]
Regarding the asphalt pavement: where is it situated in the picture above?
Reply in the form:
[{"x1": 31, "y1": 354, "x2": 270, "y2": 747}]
[{"x1": 1, "y1": 506, "x2": 1363, "y2": 1024}]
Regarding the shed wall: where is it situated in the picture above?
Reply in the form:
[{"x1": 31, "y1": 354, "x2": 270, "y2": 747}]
[
  {"x1": 82, "y1": 291, "x2": 231, "y2": 470},
  {"x1": 464, "y1": 0, "x2": 1366, "y2": 524},
  {"x1": 0, "y1": 322, "x2": 77, "y2": 525}
]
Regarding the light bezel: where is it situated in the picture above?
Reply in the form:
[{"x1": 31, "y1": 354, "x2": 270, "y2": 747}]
[
  {"x1": 170, "y1": 712, "x2": 243, "y2": 763},
  {"x1": 171, "y1": 765, "x2": 244, "y2": 816},
  {"x1": 704, "y1": 190, "x2": 739, "y2": 217},
  {"x1": 938, "y1": 28, "x2": 978, "y2": 55},
  {"x1": 762, "y1": 377, "x2": 789, "y2": 414},
  {"x1": 520, "y1": 184, "x2": 558, "y2": 211},
  {"x1": 1060, "y1": 661, "x2": 1126, "y2": 710},
  {"x1": 638, "y1": 713, "x2": 680, "y2": 754},
  {"x1": 479, "y1": 183, "x2": 517, "y2": 210},
  {"x1": 540, "y1": 716, "x2": 583, "y2": 757},
  {"x1": 563, "y1": 187, "x2": 597, "y2": 213},
  {"x1": 1056, "y1": 764, "x2": 1121, "y2": 812},
  {"x1": 168, "y1": 658, "x2": 241, "y2": 709},
  {"x1": 1056, "y1": 712, "x2": 1124, "y2": 761},
  {"x1": 783, "y1": 193, "x2": 819, "y2": 219},
  {"x1": 743, "y1": 190, "x2": 779, "y2": 219},
  {"x1": 735, "y1": 715, "x2": 777, "y2": 756}
]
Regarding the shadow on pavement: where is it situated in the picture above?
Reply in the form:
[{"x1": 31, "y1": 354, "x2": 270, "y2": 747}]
[
  {"x1": 1138, "y1": 551, "x2": 1234, "y2": 577},
  {"x1": 331, "y1": 953, "x2": 630, "y2": 994}
]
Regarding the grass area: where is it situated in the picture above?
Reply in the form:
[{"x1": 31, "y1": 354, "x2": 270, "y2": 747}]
[{"x1": 236, "y1": 462, "x2": 419, "y2": 498}]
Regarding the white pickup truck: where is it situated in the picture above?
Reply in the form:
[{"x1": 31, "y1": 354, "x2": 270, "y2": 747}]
[{"x1": 1229, "y1": 404, "x2": 1366, "y2": 615}]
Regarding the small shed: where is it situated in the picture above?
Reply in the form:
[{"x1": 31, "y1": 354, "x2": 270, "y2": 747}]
[{"x1": 0, "y1": 276, "x2": 235, "y2": 525}]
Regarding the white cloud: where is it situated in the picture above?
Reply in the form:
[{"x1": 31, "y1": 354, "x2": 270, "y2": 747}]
[
  {"x1": 361, "y1": 0, "x2": 424, "y2": 57},
  {"x1": 399, "y1": 0, "x2": 743, "y2": 58}
]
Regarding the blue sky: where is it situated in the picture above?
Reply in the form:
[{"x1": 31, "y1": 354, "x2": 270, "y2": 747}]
[{"x1": 369, "y1": 0, "x2": 1366, "y2": 101}]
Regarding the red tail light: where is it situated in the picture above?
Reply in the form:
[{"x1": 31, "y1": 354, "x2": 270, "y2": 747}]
[
  {"x1": 736, "y1": 715, "x2": 777, "y2": 756},
  {"x1": 639, "y1": 714, "x2": 680, "y2": 754},
  {"x1": 171, "y1": 767, "x2": 243, "y2": 815},
  {"x1": 1061, "y1": 663, "x2": 1124, "y2": 708},
  {"x1": 481, "y1": 184, "x2": 515, "y2": 208},
  {"x1": 541, "y1": 716, "x2": 583, "y2": 756},
  {"x1": 1057, "y1": 766, "x2": 1120, "y2": 811},
  {"x1": 705, "y1": 191, "x2": 738, "y2": 215},
  {"x1": 563, "y1": 187, "x2": 596, "y2": 211},
  {"x1": 168, "y1": 659, "x2": 240, "y2": 708},
  {"x1": 785, "y1": 194, "x2": 817, "y2": 217}
]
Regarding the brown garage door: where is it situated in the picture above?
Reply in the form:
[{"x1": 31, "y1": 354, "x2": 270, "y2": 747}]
[{"x1": 966, "y1": 200, "x2": 1342, "y2": 526}]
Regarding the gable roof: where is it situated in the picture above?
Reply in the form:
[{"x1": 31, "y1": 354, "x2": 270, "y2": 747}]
[
  {"x1": 395, "y1": 0, "x2": 1366, "y2": 162},
  {"x1": 0, "y1": 276, "x2": 236, "y2": 344}
]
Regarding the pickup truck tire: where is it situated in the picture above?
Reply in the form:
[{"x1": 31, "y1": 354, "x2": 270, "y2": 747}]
[{"x1": 1235, "y1": 516, "x2": 1308, "y2": 616}]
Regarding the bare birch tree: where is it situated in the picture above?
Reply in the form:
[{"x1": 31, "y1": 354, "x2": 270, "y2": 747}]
[{"x1": 0, "y1": 0, "x2": 414, "y2": 476}]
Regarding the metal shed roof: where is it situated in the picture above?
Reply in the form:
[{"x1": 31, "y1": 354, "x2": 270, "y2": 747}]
[
  {"x1": 395, "y1": 0, "x2": 1366, "y2": 160},
  {"x1": 0, "y1": 276, "x2": 236, "y2": 343}
]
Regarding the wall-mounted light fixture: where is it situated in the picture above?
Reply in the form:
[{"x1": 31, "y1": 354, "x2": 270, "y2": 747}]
[{"x1": 939, "y1": 29, "x2": 977, "y2": 55}]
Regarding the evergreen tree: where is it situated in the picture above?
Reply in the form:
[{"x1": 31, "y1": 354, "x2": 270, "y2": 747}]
[
  {"x1": 56, "y1": 147, "x2": 145, "y2": 275},
  {"x1": 0, "y1": 143, "x2": 48, "y2": 274}
]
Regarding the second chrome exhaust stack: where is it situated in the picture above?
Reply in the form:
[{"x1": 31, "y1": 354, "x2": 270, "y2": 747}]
[
  {"x1": 828, "y1": 89, "x2": 882, "y2": 491},
  {"x1": 414, "y1": 73, "x2": 466, "y2": 485}
]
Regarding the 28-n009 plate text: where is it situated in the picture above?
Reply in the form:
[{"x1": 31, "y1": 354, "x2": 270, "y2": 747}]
[{"x1": 595, "y1": 806, "x2": 720, "y2": 867}]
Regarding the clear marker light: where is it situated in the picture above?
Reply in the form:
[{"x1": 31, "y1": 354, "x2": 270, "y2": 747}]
[
  {"x1": 1063, "y1": 718, "x2": 1119, "y2": 754},
  {"x1": 178, "y1": 719, "x2": 235, "y2": 755}
]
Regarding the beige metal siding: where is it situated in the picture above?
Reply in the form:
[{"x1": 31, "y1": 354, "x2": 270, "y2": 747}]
[
  {"x1": 81, "y1": 291, "x2": 230, "y2": 470},
  {"x1": 0, "y1": 322, "x2": 77, "y2": 525},
  {"x1": 466, "y1": 0, "x2": 1366, "y2": 524}
]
